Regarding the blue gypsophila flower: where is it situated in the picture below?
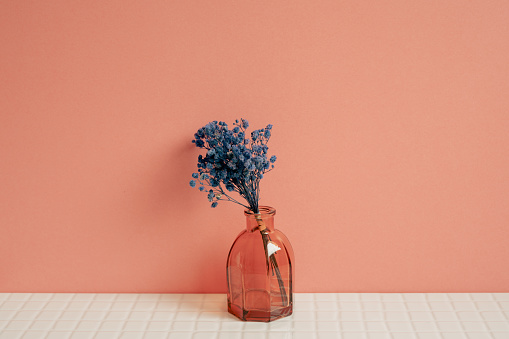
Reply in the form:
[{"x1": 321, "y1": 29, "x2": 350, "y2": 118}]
[
  {"x1": 270, "y1": 155, "x2": 277, "y2": 163},
  {"x1": 189, "y1": 180, "x2": 196, "y2": 187},
  {"x1": 211, "y1": 202, "x2": 218, "y2": 208},
  {"x1": 189, "y1": 118, "x2": 277, "y2": 213}
]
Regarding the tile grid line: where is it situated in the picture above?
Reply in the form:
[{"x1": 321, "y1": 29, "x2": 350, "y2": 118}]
[
  {"x1": 92, "y1": 293, "x2": 121, "y2": 339},
  {"x1": 402, "y1": 293, "x2": 424, "y2": 339},
  {"x1": 10, "y1": 293, "x2": 52, "y2": 339},
  {"x1": 118, "y1": 293, "x2": 142, "y2": 338},
  {"x1": 467, "y1": 291, "x2": 494, "y2": 338}
]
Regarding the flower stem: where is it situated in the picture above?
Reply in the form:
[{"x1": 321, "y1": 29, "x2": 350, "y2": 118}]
[{"x1": 254, "y1": 213, "x2": 289, "y2": 307}]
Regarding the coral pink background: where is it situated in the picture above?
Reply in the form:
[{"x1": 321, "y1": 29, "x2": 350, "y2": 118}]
[{"x1": 1, "y1": 1, "x2": 509, "y2": 293}]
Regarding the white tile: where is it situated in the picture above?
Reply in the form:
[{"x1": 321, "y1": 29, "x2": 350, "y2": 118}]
[
  {"x1": 69, "y1": 332, "x2": 95, "y2": 339},
  {"x1": 146, "y1": 321, "x2": 171, "y2": 331},
  {"x1": 492, "y1": 334, "x2": 509, "y2": 339},
  {"x1": 60, "y1": 311, "x2": 85, "y2": 320},
  {"x1": 53, "y1": 320, "x2": 79, "y2": 330},
  {"x1": 386, "y1": 321, "x2": 414, "y2": 332},
  {"x1": 409, "y1": 312, "x2": 434, "y2": 321},
  {"x1": 470, "y1": 295, "x2": 493, "y2": 302},
  {"x1": 217, "y1": 333, "x2": 242, "y2": 339},
  {"x1": 128, "y1": 312, "x2": 152, "y2": 321},
  {"x1": 240, "y1": 322, "x2": 269, "y2": 332},
  {"x1": 22, "y1": 302, "x2": 46, "y2": 310},
  {"x1": 317, "y1": 333, "x2": 341, "y2": 339},
  {"x1": 316, "y1": 302, "x2": 337, "y2": 311},
  {"x1": 315, "y1": 294, "x2": 337, "y2": 302},
  {"x1": 174, "y1": 312, "x2": 199, "y2": 321},
  {"x1": 457, "y1": 312, "x2": 483, "y2": 321},
  {"x1": 293, "y1": 321, "x2": 316, "y2": 331},
  {"x1": 316, "y1": 321, "x2": 339, "y2": 331},
  {"x1": 151, "y1": 311, "x2": 175, "y2": 321},
  {"x1": 385, "y1": 311, "x2": 410, "y2": 321},
  {"x1": 106, "y1": 311, "x2": 130, "y2": 321},
  {"x1": 412, "y1": 321, "x2": 438, "y2": 332},
  {"x1": 94, "y1": 333, "x2": 121, "y2": 339},
  {"x1": 475, "y1": 302, "x2": 500, "y2": 311},
  {"x1": 486, "y1": 321, "x2": 509, "y2": 331},
  {"x1": 437, "y1": 321, "x2": 463, "y2": 331},
  {"x1": 416, "y1": 334, "x2": 441, "y2": 339},
  {"x1": 269, "y1": 320, "x2": 292, "y2": 331},
  {"x1": 172, "y1": 321, "x2": 196, "y2": 331},
  {"x1": 74, "y1": 320, "x2": 101, "y2": 331},
  {"x1": 294, "y1": 294, "x2": 315, "y2": 302},
  {"x1": 192, "y1": 333, "x2": 217, "y2": 339},
  {"x1": 363, "y1": 302, "x2": 383, "y2": 311},
  {"x1": 425, "y1": 294, "x2": 449, "y2": 301},
  {"x1": 465, "y1": 334, "x2": 492, "y2": 339},
  {"x1": 339, "y1": 311, "x2": 362, "y2": 321},
  {"x1": 36, "y1": 311, "x2": 62, "y2": 321},
  {"x1": 428, "y1": 302, "x2": 453, "y2": 311},
  {"x1": 381, "y1": 294, "x2": 403, "y2": 302},
  {"x1": 0, "y1": 310, "x2": 16, "y2": 320},
  {"x1": 382, "y1": 303, "x2": 405, "y2": 311},
  {"x1": 7, "y1": 294, "x2": 31, "y2": 302},
  {"x1": 99, "y1": 321, "x2": 125, "y2": 331},
  {"x1": 341, "y1": 333, "x2": 367, "y2": 339},
  {"x1": 337, "y1": 294, "x2": 360, "y2": 302},
  {"x1": 340, "y1": 321, "x2": 364, "y2": 331},
  {"x1": 45, "y1": 332, "x2": 72, "y2": 339},
  {"x1": 461, "y1": 322, "x2": 488, "y2": 332},
  {"x1": 143, "y1": 333, "x2": 168, "y2": 339},
  {"x1": 316, "y1": 311, "x2": 338, "y2": 321},
  {"x1": 6, "y1": 320, "x2": 31, "y2": 330},
  {"x1": 433, "y1": 312, "x2": 458, "y2": 321},
  {"x1": 480, "y1": 311, "x2": 505, "y2": 321},
  {"x1": 363, "y1": 312, "x2": 384, "y2": 321},
  {"x1": 365, "y1": 321, "x2": 386, "y2": 331},
  {"x1": 441, "y1": 334, "x2": 468, "y2": 339},
  {"x1": 367, "y1": 334, "x2": 391, "y2": 339},
  {"x1": 0, "y1": 293, "x2": 507, "y2": 339},
  {"x1": 195, "y1": 321, "x2": 220, "y2": 331},
  {"x1": 119, "y1": 332, "x2": 144, "y2": 339},
  {"x1": 338, "y1": 302, "x2": 361, "y2": 311},
  {"x1": 29, "y1": 320, "x2": 54, "y2": 330},
  {"x1": 406, "y1": 303, "x2": 430, "y2": 311},
  {"x1": 0, "y1": 302, "x2": 25, "y2": 310},
  {"x1": 404, "y1": 294, "x2": 426, "y2": 302},
  {"x1": 293, "y1": 333, "x2": 317, "y2": 339},
  {"x1": 13, "y1": 311, "x2": 39, "y2": 320},
  {"x1": 219, "y1": 322, "x2": 244, "y2": 331},
  {"x1": 123, "y1": 321, "x2": 147, "y2": 331},
  {"x1": 81, "y1": 311, "x2": 105, "y2": 321},
  {"x1": 268, "y1": 332, "x2": 293, "y2": 339},
  {"x1": 493, "y1": 294, "x2": 509, "y2": 301},
  {"x1": 453, "y1": 302, "x2": 477, "y2": 311},
  {"x1": 21, "y1": 331, "x2": 46, "y2": 339},
  {"x1": 0, "y1": 331, "x2": 24, "y2": 339}
]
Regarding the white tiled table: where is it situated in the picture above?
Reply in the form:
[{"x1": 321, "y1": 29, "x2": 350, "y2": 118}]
[{"x1": 1, "y1": 293, "x2": 509, "y2": 339}]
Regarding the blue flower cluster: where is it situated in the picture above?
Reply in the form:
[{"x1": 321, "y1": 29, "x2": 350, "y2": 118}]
[{"x1": 189, "y1": 119, "x2": 276, "y2": 212}]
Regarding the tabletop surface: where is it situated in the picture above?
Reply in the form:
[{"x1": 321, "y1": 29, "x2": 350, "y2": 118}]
[{"x1": 1, "y1": 293, "x2": 509, "y2": 339}]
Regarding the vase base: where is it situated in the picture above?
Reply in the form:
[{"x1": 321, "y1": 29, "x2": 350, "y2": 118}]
[{"x1": 228, "y1": 302, "x2": 292, "y2": 322}]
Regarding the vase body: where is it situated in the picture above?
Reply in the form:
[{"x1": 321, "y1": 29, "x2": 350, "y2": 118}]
[{"x1": 226, "y1": 206, "x2": 294, "y2": 322}]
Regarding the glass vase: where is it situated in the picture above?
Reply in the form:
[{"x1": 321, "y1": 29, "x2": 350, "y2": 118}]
[{"x1": 226, "y1": 206, "x2": 294, "y2": 322}]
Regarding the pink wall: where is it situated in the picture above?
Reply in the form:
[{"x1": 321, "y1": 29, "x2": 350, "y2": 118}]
[{"x1": 1, "y1": 0, "x2": 509, "y2": 293}]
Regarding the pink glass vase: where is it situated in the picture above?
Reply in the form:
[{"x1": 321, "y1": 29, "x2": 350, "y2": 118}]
[{"x1": 226, "y1": 206, "x2": 294, "y2": 322}]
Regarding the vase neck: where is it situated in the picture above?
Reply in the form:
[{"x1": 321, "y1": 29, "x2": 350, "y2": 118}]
[{"x1": 245, "y1": 206, "x2": 276, "y2": 232}]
